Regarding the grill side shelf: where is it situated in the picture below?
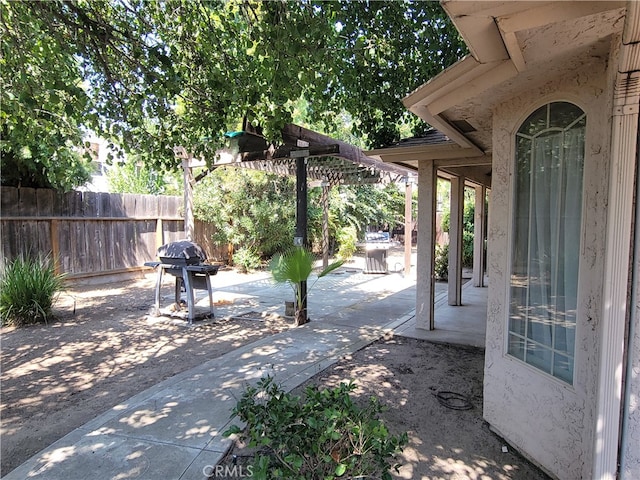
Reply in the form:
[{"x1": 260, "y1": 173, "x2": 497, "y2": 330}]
[{"x1": 144, "y1": 262, "x2": 219, "y2": 274}]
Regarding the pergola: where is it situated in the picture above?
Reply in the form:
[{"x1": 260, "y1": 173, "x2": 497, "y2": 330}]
[{"x1": 175, "y1": 122, "x2": 415, "y2": 275}]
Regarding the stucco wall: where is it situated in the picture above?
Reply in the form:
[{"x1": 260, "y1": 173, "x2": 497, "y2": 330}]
[{"x1": 483, "y1": 42, "x2": 615, "y2": 479}]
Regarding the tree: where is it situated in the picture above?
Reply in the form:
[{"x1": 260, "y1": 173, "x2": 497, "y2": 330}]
[
  {"x1": 2, "y1": 0, "x2": 467, "y2": 186},
  {"x1": 310, "y1": 1, "x2": 466, "y2": 148},
  {"x1": 0, "y1": 0, "x2": 93, "y2": 190},
  {"x1": 106, "y1": 157, "x2": 181, "y2": 195},
  {"x1": 270, "y1": 246, "x2": 342, "y2": 325},
  {"x1": 440, "y1": 186, "x2": 476, "y2": 268}
]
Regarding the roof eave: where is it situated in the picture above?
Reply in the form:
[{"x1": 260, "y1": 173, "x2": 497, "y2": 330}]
[
  {"x1": 405, "y1": 0, "x2": 627, "y2": 152},
  {"x1": 402, "y1": 56, "x2": 516, "y2": 155}
]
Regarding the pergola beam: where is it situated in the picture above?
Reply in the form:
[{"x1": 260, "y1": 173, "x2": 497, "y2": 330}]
[{"x1": 282, "y1": 124, "x2": 411, "y2": 180}]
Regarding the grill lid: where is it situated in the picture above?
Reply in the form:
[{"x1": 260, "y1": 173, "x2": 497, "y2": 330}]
[{"x1": 157, "y1": 240, "x2": 207, "y2": 262}]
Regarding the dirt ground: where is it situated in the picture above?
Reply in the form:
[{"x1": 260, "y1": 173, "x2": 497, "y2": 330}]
[
  {"x1": 2, "y1": 271, "x2": 550, "y2": 480},
  {"x1": 218, "y1": 336, "x2": 550, "y2": 480},
  {"x1": 0, "y1": 275, "x2": 291, "y2": 477}
]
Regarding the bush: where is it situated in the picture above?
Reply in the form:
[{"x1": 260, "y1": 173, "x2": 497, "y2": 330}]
[
  {"x1": 435, "y1": 243, "x2": 449, "y2": 281},
  {"x1": 224, "y1": 376, "x2": 407, "y2": 480},
  {"x1": 462, "y1": 230, "x2": 474, "y2": 267},
  {"x1": 335, "y1": 226, "x2": 358, "y2": 262},
  {"x1": 441, "y1": 201, "x2": 475, "y2": 268},
  {"x1": 0, "y1": 255, "x2": 65, "y2": 326},
  {"x1": 233, "y1": 246, "x2": 262, "y2": 273}
]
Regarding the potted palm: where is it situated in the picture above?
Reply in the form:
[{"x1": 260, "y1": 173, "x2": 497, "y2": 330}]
[{"x1": 270, "y1": 247, "x2": 343, "y2": 325}]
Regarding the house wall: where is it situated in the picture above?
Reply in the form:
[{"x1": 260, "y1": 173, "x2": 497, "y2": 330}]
[{"x1": 483, "y1": 39, "x2": 616, "y2": 479}]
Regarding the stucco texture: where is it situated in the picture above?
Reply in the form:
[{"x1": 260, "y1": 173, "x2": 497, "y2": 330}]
[{"x1": 483, "y1": 40, "x2": 614, "y2": 480}]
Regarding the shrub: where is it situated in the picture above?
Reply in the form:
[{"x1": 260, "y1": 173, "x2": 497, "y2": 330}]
[
  {"x1": 441, "y1": 201, "x2": 475, "y2": 268},
  {"x1": 335, "y1": 225, "x2": 358, "y2": 262},
  {"x1": 0, "y1": 255, "x2": 65, "y2": 326},
  {"x1": 224, "y1": 376, "x2": 407, "y2": 480},
  {"x1": 462, "y1": 230, "x2": 474, "y2": 267},
  {"x1": 233, "y1": 246, "x2": 262, "y2": 273},
  {"x1": 435, "y1": 243, "x2": 449, "y2": 281}
]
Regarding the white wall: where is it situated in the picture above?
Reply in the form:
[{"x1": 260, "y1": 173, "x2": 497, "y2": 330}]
[{"x1": 483, "y1": 42, "x2": 615, "y2": 479}]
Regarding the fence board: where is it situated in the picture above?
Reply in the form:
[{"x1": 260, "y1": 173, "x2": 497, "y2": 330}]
[
  {"x1": 194, "y1": 220, "x2": 226, "y2": 262},
  {"x1": 163, "y1": 220, "x2": 184, "y2": 245},
  {"x1": 105, "y1": 220, "x2": 115, "y2": 270},
  {"x1": 1, "y1": 221, "x2": 13, "y2": 260},
  {"x1": 65, "y1": 191, "x2": 83, "y2": 217},
  {"x1": 113, "y1": 221, "x2": 126, "y2": 268},
  {"x1": 19, "y1": 222, "x2": 34, "y2": 255},
  {"x1": 121, "y1": 194, "x2": 134, "y2": 218},
  {"x1": 83, "y1": 192, "x2": 96, "y2": 217},
  {"x1": 161, "y1": 195, "x2": 180, "y2": 218},
  {"x1": 89, "y1": 220, "x2": 105, "y2": 271},
  {"x1": 57, "y1": 220, "x2": 71, "y2": 272},
  {"x1": 1, "y1": 188, "x2": 19, "y2": 216},
  {"x1": 96, "y1": 192, "x2": 109, "y2": 217},
  {"x1": 138, "y1": 220, "x2": 156, "y2": 263},
  {"x1": 18, "y1": 189, "x2": 38, "y2": 216},
  {"x1": 36, "y1": 189, "x2": 54, "y2": 217},
  {"x1": 69, "y1": 220, "x2": 84, "y2": 272},
  {"x1": 36, "y1": 221, "x2": 51, "y2": 255},
  {"x1": 52, "y1": 191, "x2": 66, "y2": 217}
]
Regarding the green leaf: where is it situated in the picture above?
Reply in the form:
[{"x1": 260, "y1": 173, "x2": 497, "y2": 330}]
[
  {"x1": 270, "y1": 247, "x2": 313, "y2": 285},
  {"x1": 317, "y1": 259, "x2": 344, "y2": 278},
  {"x1": 221, "y1": 424, "x2": 242, "y2": 437},
  {"x1": 335, "y1": 464, "x2": 347, "y2": 476}
]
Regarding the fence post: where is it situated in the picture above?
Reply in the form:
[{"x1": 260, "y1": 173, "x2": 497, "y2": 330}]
[{"x1": 156, "y1": 218, "x2": 164, "y2": 250}]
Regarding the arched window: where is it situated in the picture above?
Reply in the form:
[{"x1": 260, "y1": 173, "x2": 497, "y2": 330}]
[{"x1": 508, "y1": 102, "x2": 586, "y2": 384}]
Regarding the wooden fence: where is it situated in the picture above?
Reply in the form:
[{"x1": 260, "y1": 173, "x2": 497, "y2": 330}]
[{"x1": 0, "y1": 187, "x2": 224, "y2": 281}]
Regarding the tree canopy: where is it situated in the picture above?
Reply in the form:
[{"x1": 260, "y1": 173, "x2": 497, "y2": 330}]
[{"x1": 1, "y1": 0, "x2": 466, "y2": 189}]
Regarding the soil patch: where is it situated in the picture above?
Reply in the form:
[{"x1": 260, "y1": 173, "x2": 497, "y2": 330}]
[{"x1": 0, "y1": 276, "x2": 290, "y2": 477}]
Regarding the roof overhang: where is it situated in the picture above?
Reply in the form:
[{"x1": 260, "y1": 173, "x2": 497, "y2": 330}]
[
  {"x1": 401, "y1": 0, "x2": 627, "y2": 155},
  {"x1": 367, "y1": 140, "x2": 491, "y2": 187}
]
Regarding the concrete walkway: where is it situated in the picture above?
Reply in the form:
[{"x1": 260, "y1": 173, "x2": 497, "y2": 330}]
[
  {"x1": 394, "y1": 279, "x2": 488, "y2": 348},
  {"x1": 5, "y1": 258, "x2": 488, "y2": 480}
]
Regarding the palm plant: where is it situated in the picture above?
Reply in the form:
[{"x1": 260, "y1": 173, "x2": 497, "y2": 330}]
[{"x1": 270, "y1": 247, "x2": 343, "y2": 325}]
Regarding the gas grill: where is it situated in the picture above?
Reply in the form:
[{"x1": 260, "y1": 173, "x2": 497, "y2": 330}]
[
  {"x1": 144, "y1": 240, "x2": 220, "y2": 324},
  {"x1": 363, "y1": 232, "x2": 390, "y2": 274}
]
